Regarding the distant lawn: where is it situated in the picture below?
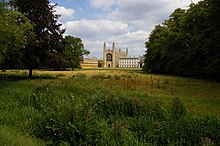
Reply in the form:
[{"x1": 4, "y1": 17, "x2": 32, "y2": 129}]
[{"x1": 0, "y1": 69, "x2": 220, "y2": 145}]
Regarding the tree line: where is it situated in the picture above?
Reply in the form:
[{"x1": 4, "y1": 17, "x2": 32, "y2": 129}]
[
  {"x1": 143, "y1": 0, "x2": 220, "y2": 78},
  {"x1": 0, "y1": 0, "x2": 89, "y2": 77}
]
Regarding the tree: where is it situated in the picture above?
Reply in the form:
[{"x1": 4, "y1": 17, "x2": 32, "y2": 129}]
[
  {"x1": 144, "y1": 8, "x2": 187, "y2": 74},
  {"x1": 182, "y1": 0, "x2": 220, "y2": 77},
  {"x1": 64, "y1": 36, "x2": 90, "y2": 70},
  {"x1": 0, "y1": 1, "x2": 8, "y2": 64},
  {"x1": 0, "y1": 1, "x2": 34, "y2": 70},
  {"x1": 144, "y1": 0, "x2": 220, "y2": 78},
  {"x1": 143, "y1": 25, "x2": 168, "y2": 73},
  {"x1": 46, "y1": 51, "x2": 67, "y2": 70},
  {"x1": 11, "y1": 0, "x2": 65, "y2": 77},
  {"x1": 200, "y1": 0, "x2": 220, "y2": 77}
]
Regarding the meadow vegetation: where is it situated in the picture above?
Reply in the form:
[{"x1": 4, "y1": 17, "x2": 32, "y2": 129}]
[{"x1": 0, "y1": 69, "x2": 220, "y2": 145}]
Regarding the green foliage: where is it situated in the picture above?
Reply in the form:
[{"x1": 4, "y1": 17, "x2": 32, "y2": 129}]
[
  {"x1": 64, "y1": 35, "x2": 90, "y2": 69},
  {"x1": 46, "y1": 52, "x2": 68, "y2": 70},
  {"x1": 10, "y1": 0, "x2": 65, "y2": 77},
  {"x1": 144, "y1": 0, "x2": 220, "y2": 78},
  {"x1": 0, "y1": 2, "x2": 34, "y2": 69},
  {"x1": 1, "y1": 1, "x2": 87, "y2": 74}
]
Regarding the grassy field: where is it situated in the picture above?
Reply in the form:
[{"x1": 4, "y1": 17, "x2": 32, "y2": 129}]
[{"x1": 0, "y1": 69, "x2": 220, "y2": 145}]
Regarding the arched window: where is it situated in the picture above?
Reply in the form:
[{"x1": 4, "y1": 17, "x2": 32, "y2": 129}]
[{"x1": 106, "y1": 53, "x2": 112, "y2": 61}]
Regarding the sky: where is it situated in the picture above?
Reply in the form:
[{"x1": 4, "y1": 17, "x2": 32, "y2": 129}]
[{"x1": 50, "y1": 0, "x2": 201, "y2": 59}]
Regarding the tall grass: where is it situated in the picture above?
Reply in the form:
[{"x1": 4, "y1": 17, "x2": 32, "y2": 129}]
[
  {"x1": 30, "y1": 92, "x2": 220, "y2": 145},
  {"x1": 0, "y1": 125, "x2": 45, "y2": 146},
  {"x1": 0, "y1": 69, "x2": 220, "y2": 145}
]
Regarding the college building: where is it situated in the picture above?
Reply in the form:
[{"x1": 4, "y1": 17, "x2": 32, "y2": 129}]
[
  {"x1": 103, "y1": 42, "x2": 144, "y2": 68},
  {"x1": 81, "y1": 57, "x2": 98, "y2": 68},
  {"x1": 118, "y1": 56, "x2": 144, "y2": 68},
  {"x1": 103, "y1": 42, "x2": 128, "y2": 68}
]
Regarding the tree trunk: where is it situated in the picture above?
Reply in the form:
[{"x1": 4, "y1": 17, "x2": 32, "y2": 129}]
[{"x1": 29, "y1": 66, "x2": 33, "y2": 78}]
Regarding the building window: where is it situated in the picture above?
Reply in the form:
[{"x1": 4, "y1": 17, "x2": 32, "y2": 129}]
[{"x1": 106, "y1": 53, "x2": 112, "y2": 61}]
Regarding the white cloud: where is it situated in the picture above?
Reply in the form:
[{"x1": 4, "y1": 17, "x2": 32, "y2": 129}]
[
  {"x1": 53, "y1": 4, "x2": 75, "y2": 20},
  {"x1": 59, "y1": 0, "x2": 201, "y2": 58},
  {"x1": 63, "y1": 19, "x2": 128, "y2": 40},
  {"x1": 89, "y1": 0, "x2": 117, "y2": 10},
  {"x1": 83, "y1": 40, "x2": 104, "y2": 59},
  {"x1": 69, "y1": 28, "x2": 148, "y2": 58},
  {"x1": 106, "y1": 30, "x2": 149, "y2": 57},
  {"x1": 108, "y1": 0, "x2": 200, "y2": 30}
]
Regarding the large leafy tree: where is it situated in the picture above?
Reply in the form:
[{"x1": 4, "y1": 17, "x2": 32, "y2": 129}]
[
  {"x1": 10, "y1": 0, "x2": 65, "y2": 77},
  {"x1": 144, "y1": 9, "x2": 186, "y2": 74},
  {"x1": 0, "y1": 1, "x2": 34, "y2": 70},
  {"x1": 198, "y1": 0, "x2": 220, "y2": 77},
  {"x1": 64, "y1": 36, "x2": 90, "y2": 70},
  {"x1": 144, "y1": 25, "x2": 168, "y2": 73},
  {"x1": 144, "y1": 0, "x2": 220, "y2": 78}
]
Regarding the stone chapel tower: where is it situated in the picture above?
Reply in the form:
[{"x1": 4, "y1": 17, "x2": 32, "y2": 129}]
[{"x1": 103, "y1": 42, "x2": 128, "y2": 68}]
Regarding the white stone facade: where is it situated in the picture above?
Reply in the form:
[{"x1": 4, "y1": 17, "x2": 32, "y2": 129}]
[{"x1": 119, "y1": 57, "x2": 144, "y2": 68}]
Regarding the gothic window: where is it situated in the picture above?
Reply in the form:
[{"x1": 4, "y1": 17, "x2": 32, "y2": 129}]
[{"x1": 106, "y1": 53, "x2": 112, "y2": 61}]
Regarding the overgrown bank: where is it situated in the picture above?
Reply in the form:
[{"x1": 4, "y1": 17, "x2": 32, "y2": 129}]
[{"x1": 0, "y1": 70, "x2": 220, "y2": 145}]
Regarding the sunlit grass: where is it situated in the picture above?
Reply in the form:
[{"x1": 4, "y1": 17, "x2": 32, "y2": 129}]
[
  {"x1": 0, "y1": 69, "x2": 219, "y2": 145},
  {"x1": 1, "y1": 69, "x2": 220, "y2": 115},
  {"x1": 0, "y1": 125, "x2": 45, "y2": 146}
]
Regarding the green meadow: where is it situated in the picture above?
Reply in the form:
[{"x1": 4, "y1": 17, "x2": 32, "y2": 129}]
[{"x1": 0, "y1": 69, "x2": 220, "y2": 145}]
